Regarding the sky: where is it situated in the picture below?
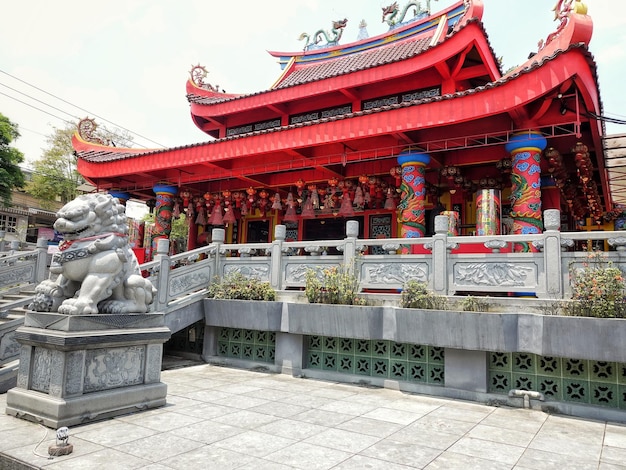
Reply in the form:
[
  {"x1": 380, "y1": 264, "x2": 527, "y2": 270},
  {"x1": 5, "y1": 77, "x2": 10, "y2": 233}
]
[{"x1": 1, "y1": 0, "x2": 625, "y2": 167}]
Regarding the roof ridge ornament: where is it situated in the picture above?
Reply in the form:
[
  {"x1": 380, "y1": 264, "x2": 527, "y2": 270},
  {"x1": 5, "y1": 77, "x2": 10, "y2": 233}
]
[
  {"x1": 382, "y1": 1, "x2": 434, "y2": 29},
  {"x1": 77, "y1": 117, "x2": 106, "y2": 146},
  {"x1": 189, "y1": 64, "x2": 222, "y2": 92},
  {"x1": 298, "y1": 18, "x2": 348, "y2": 51},
  {"x1": 538, "y1": 0, "x2": 588, "y2": 50}
]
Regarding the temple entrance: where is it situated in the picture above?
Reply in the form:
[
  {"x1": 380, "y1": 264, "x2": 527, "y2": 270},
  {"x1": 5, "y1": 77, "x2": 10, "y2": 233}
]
[
  {"x1": 303, "y1": 216, "x2": 364, "y2": 254},
  {"x1": 246, "y1": 219, "x2": 270, "y2": 242}
]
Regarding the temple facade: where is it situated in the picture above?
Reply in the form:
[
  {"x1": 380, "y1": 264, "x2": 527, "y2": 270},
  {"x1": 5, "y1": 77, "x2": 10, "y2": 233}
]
[{"x1": 72, "y1": 0, "x2": 612, "y2": 258}]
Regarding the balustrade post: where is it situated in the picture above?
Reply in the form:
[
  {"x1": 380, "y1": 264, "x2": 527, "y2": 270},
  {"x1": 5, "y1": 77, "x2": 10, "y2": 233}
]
[
  {"x1": 34, "y1": 237, "x2": 49, "y2": 283},
  {"x1": 9, "y1": 240, "x2": 19, "y2": 252},
  {"x1": 271, "y1": 225, "x2": 286, "y2": 290},
  {"x1": 211, "y1": 228, "x2": 225, "y2": 282},
  {"x1": 0, "y1": 230, "x2": 5, "y2": 252},
  {"x1": 154, "y1": 238, "x2": 171, "y2": 311},
  {"x1": 543, "y1": 209, "x2": 563, "y2": 299},
  {"x1": 343, "y1": 220, "x2": 359, "y2": 274},
  {"x1": 432, "y1": 215, "x2": 449, "y2": 295}
]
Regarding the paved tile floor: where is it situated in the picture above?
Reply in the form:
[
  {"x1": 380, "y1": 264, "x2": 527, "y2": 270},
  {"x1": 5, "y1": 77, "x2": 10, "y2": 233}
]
[{"x1": 1, "y1": 364, "x2": 625, "y2": 469}]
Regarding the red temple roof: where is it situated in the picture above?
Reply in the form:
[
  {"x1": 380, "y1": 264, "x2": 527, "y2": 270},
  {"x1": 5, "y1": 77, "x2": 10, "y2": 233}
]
[{"x1": 74, "y1": 0, "x2": 606, "y2": 210}]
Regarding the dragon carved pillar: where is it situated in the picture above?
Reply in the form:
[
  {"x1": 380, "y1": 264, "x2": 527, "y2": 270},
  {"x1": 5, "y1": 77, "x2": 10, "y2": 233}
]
[
  {"x1": 151, "y1": 184, "x2": 177, "y2": 259},
  {"x1": 505, "y1": 131, "x2": 547, "y2": 252},
  {"x1": 397, "y1": 148, "x2": 431, "y2": 253}
]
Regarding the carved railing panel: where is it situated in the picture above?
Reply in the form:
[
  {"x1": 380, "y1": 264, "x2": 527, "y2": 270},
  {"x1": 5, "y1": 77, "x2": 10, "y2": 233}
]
[
  {"x1": 283, "y1": 257, "x2": 342, "y2": 288},
  {"x1": 452, "y1": 261, "x2": 538, "y2": 290},
  {"x1": 0, "y1": 263, "x2": 35, "y2": 288},
  {"x1": 360, "y1": 258, "x2": 430, "y2": 289},
  {"x1": 222, "y1": 258, "x2": 271, "y2": 282},
  {"x1": 167, "y1": 259, "x2": 213, "y2": 301}
]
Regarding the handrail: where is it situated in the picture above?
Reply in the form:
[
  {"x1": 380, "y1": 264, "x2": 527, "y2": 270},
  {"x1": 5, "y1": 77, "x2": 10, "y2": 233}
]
[
  {"x1": 137, "y1": 209, "x2": 626, "y2": 312},
  {"x1": 0, "y1": 238, "x2": 48, "y2": 292},
  {"x1": 4, "y1": 209, "x2": 626, "y2": 313}
]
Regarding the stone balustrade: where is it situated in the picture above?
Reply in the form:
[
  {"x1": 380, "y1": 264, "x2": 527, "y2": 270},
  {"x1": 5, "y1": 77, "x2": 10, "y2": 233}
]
[
  {"x1": 141, "y1": 209, "x2": 626, "y2": 312},
  {"x1": 4, "y1": 209, "x2": 626, "y2": 312}
]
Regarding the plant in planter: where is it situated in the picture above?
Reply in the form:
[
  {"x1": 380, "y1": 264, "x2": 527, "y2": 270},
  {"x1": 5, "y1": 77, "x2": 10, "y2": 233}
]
[
  {"x1": 460, "y1": 295, "x2": 489, "y2": 312},
  {"x1": 400, "y1": 280, "x2": 447, "y2": 310},
  {"x1": 304, "y1": 265, "x2": 367, "y2": 305},
  {"x1": 207, "y1": 272, "x2": 276, "y2": 301},
  {"x1": 567, "y1": 253, "x2": 626, "y2": 318}
]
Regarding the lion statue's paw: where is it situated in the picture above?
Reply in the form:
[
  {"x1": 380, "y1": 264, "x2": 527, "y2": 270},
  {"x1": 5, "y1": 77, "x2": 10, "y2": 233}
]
[
  {"x1": 29, "y1": 280, "x2": 66, "y2": 312},
  {"x1": 58, "y1": 298, "x2": 99, "y2": 315}
]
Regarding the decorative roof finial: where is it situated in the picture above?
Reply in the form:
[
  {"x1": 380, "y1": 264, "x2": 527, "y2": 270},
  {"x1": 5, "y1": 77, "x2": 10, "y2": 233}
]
[
  {"x1": 552, "y1": 0, "x2": 587, "y2": 21},
  {"x1": 539, "y1": 0, "x2": 588, "y2": 51},
  {"x1": 382, "y1": 1, "x2": 432, "y2": 29},
  {"x1": 357, "y1": 19, "x2": 369, "y2": 41},
  {"x1": 77, "y1": 117, "x2": 105, "y2": 145},
  {"x1": 189, "y1": 64, "x2": 221, "y2": 92},
  {"x1": 298, "y1": 18, "x2": 348, "y2": 51}
]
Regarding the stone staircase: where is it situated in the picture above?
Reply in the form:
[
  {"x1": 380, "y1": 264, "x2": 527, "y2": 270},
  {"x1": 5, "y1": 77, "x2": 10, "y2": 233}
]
[{"x1": 0, "y1": 284, "x2": 35, "y2": 393}]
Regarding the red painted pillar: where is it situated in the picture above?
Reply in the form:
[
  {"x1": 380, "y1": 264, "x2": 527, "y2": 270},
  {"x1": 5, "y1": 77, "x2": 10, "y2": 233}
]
[
  {"x1": 151, "y1": 184, "x2": 177, "y2": 259},
  {"x1": 505, "y1": 132, "x2": 547, "y2": 252},
  {"x1": 541, "y1": 176, "x2": 562, "y2": 211},
  {"x1": 397, "y1": 149, "x2": 430, "y2": 253}
]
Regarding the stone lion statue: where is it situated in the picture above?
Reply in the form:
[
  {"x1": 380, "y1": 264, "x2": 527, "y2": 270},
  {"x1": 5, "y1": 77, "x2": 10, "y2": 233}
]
[{"x1": 30, "y1": 193, "x2": 156, "y2": 315}]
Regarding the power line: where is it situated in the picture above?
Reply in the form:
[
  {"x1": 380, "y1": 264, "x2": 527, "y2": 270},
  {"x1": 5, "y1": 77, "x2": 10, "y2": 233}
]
[
  {"x1": 14, "y1": 126, "x2": 48, "y2": 138},
  {"x1": 0, "y1": 81, "x2": 80, "y2": 121},
  {"x1": 0, "y1": 84, "x2": 152, "y2": 149},
  {"x1": 0, "y1": 68, "x2": 166, "y2": 148},
  {"x1": 0, "y1": 90, "x2": 74, "y2": 126},
  {"x1": 604, "y1": 111, "x2": 626, "y2": 120},
  {"x1": 587, "y1": 111, "x2": 626, "y2": 126}
]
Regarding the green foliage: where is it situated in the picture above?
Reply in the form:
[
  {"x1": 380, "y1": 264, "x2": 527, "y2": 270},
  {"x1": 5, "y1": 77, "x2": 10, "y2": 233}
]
[
  {"x1": 170, "y1": 214, "x2": 189, "y2": 241},
  {"x1": 0, "y1": 113, "x2": 25, "y2": 207},
  {"x1": 143, "y1": 213, "x2": 189, "y2": 246},
  {"x1": 27, "y1": 122, "x2": 133, "y2": 208},
  {"x1": 567, "y1": 253, "x2": 626, "y2": 318},
  {"x1": 400, "y1": 280, "x2": 447, "y2": 310},
  {"x1": 207, "y1": 272, "x2": 276, "y2": 301},
  {"x1": 27, "y1": 124, "x2": 82, "y2": 207},
  {"x1": 305, "y1": 265, "x2": 366, "y2": 305},
  {"x1": 460, "y1": 295, "x2": 489, "y2": 312}
]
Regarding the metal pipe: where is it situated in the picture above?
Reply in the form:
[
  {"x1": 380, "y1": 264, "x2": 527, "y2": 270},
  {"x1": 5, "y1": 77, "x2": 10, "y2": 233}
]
[{"x1": 508, "y1": 389, "x2": 545, "y2": 408}]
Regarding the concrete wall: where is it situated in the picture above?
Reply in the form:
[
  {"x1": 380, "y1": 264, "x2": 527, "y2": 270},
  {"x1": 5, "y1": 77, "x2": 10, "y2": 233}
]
[{"x1": 200, "y1": 299, "x2": 626, "y2": 424}]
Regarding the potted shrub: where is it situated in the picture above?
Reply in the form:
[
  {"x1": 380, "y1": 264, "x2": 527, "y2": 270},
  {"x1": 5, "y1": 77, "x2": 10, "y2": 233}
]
[
  {"x1": 204, "y1": 272, "x2": 282, "y2": 331},
  {"x1": 287, "y1": 266, "x2": 383, "y2": 338}
]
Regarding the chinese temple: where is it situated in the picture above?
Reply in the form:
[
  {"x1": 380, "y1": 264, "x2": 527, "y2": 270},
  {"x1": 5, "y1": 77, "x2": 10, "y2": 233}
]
[{"x1": 72, "y1": 0, "x2": 610, "y2": 257}]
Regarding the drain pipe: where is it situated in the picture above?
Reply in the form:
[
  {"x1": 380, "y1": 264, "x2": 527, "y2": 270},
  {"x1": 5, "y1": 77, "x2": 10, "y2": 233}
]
[{"x1": 508, "y1": 389, "x2": 545, "y2": 409}]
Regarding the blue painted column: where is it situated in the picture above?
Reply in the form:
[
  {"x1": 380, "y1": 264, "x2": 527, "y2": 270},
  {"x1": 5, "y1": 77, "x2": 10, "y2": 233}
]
[{"x1": 108, "y1": 190, "x2": 130, "y2": 205}]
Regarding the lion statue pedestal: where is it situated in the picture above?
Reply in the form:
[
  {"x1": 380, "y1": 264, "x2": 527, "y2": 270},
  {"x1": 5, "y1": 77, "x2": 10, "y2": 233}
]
[{"x1": 6, "y1": 194, "x2": 171, "y2": 428}]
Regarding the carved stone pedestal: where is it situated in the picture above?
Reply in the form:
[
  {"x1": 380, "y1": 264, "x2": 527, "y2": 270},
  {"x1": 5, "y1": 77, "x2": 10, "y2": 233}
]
[{"x1": 5, "y1": 312, "x2": 171, "y2": 428}]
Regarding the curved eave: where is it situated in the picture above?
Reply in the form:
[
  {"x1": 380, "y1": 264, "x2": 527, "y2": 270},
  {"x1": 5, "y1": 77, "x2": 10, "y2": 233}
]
[
  {"x1": 77, "y1": 45, "x2": 600, "y2": 188},
  {"x1": 507, "y1": 10, "x2": 593, "y2": 78},
  {"x1": 185, "y1": 79, "x2": 242, "y2": 103},
  {"x1": 189, "y1": 19, "x2": 501, "y2": 122},
  {"x1": 72, "y1": 133, "x2": 161, "y2": 161}
]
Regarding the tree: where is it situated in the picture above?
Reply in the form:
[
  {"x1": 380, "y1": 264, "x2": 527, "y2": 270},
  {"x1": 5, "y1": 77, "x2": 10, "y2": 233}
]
[
  {"x1": 0, "y1": 113, "x2": 25, "y2": 207},
  {"x1": 28, "y1": 121, "x2": 133, "y2": 209},
  {"x1": 28, "y1": 124, "x2": 81, "y2": 208}
]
